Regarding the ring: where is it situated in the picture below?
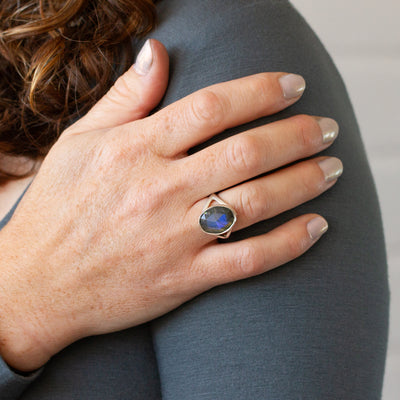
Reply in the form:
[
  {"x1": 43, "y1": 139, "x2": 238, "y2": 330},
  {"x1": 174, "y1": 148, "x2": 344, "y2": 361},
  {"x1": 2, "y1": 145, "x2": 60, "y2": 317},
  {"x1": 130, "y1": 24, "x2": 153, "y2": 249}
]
[{"x1": 199, "y1": 194, "x2": 237, "y2": 239}]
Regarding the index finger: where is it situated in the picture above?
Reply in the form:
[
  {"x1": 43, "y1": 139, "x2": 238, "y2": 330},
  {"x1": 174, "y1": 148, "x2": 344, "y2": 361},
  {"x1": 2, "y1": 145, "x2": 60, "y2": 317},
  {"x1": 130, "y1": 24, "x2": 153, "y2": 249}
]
[{"x1": 136, "y1": 72, "x2": 305, "y2": 157}]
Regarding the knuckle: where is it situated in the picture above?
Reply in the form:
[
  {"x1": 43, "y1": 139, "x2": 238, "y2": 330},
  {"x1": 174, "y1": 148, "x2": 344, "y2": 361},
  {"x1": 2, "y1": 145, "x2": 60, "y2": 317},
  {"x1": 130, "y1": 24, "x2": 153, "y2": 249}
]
[
  {"x1": 100, "y1": 132, "x2": 147, "y2": 168},
  {"x1": 97, "y1": 141, "x2": 128, "y2": 169},
  {"x1": 238, "y1": 185, "x2": 266, "y2": 222},
  {"x1": 292, "y1": 114, "x2": 316, "y2": 150},
  {"x1": 286, "y1": 231, "x2": 309, "y2": 258},
  {"x1": 225, "y1": 135, "x2": 261, "y2": 174},
  {"x1": 189, "y1": 89, "x2": 224, "y2": 128},
  {"x1": 299, "y1": 164, "x2": 320, "y2": 195},
  {"x1": 128, "y1": 173, "x2": 171, "y2": 215},
  {"x1": 235, "y1": 243, "x2": 262, "y2": 277},
  {"x1": 302, "y1": 178, "x2": 318, "y2": 198},
  {"x1": 129, "y1": 141, "x2": 149, "y2": 162},
  {"x1": 250, "y1": 74, "x2": 273, "y2": 104},
  {"x1": 108, "y1": 74, "x2": 140, "y2": 107}
]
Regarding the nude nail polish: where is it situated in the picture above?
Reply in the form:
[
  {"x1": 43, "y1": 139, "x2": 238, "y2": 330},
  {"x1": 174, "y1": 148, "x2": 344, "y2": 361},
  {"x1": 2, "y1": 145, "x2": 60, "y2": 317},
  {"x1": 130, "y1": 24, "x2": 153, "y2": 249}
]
[
  {"x1": 279, "y1": 74, "x2": 306, "y2": 99},
  {"x1": 307, "y1": 216, "x2": 328, "y2": 240},
  {"x1": 318, "y1": 157, "x2": 344, "y2": 183},
  {"x1": 317, "y1": 117, "x2": 339, "y2": 144},
  {"x1": 133, "y1": 39, "x2": 153, "y2": 76}
]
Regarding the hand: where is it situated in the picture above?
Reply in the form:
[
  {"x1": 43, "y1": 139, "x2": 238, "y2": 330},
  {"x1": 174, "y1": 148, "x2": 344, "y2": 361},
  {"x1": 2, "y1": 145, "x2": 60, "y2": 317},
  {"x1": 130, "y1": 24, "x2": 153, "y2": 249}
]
[{"x1": 0, "y1": 39, "x2": 342, "y2": 372}]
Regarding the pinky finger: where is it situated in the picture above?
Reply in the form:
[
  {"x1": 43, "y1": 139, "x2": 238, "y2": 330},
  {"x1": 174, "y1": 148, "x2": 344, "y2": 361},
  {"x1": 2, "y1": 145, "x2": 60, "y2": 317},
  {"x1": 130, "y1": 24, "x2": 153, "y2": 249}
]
[{"x1": 194, "y1": 214, "x2": 328, "y2": 288}]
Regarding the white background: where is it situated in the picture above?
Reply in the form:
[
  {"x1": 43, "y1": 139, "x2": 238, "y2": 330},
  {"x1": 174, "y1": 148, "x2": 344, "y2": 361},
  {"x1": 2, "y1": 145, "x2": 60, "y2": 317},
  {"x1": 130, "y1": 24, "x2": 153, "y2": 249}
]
[{"x1": 292, "y1": 1, "x2": 400, "y2": 398}]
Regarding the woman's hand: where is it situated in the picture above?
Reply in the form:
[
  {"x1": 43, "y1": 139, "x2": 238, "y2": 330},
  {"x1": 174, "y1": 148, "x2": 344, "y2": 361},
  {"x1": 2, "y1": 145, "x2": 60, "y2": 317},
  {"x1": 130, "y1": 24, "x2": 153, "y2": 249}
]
[{"x1": 0, "y1": 39, "x2": 342, "y2": 372}]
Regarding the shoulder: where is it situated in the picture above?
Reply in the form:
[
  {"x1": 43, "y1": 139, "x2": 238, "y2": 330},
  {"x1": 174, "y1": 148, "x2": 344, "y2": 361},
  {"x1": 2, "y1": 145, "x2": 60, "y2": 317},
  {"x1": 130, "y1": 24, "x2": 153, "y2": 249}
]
[
  {"x1": 144, "y1": 0, "x2": 318, "y2": 101},
  {"x1": 154, "y1": 0, "x2": 294, "y2": 34},
  {"x1": 152, "y1": 0, "x2": 306, "y2": 51}
]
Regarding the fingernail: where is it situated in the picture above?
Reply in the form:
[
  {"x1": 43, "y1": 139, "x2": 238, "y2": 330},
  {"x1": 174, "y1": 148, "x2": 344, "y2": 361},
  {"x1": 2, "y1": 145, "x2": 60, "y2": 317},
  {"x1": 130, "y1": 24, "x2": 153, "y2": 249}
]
[
  {"x1": 133, "y1": 39, "x2": 153, "y2": 76},
  {"x1": 279, "y1": 74, "x2": 306, "y2": 99},
  {"x1": 317, "y1": 157, "x2": 343, "y2": 183},
  {"x1": 307, "y1": 216, "x2": 328, "y2": 240},
  {"x1": 317, "y1": 117, "x2": 339, "y2": 144}
]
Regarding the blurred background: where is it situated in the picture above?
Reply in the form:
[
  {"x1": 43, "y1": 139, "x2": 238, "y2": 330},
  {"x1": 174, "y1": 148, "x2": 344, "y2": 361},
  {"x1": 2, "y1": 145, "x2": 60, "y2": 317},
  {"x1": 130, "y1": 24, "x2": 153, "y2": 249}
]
[{"x1": 292, "y1": 1, "x2": 399, "y2": 398}]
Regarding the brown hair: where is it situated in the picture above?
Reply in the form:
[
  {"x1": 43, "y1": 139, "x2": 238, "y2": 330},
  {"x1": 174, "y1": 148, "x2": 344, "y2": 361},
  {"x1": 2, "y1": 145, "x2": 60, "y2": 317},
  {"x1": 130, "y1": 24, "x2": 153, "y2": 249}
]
[{"x1": 0, "y1": 0, "x2": 158, "y2": 183}]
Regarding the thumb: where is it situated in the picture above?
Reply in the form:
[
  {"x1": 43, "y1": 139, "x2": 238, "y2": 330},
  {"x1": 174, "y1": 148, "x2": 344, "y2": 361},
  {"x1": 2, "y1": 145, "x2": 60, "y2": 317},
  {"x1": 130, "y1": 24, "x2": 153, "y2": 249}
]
[{"x1": 68, "y1": 39, "x2": 169, "y2": 133}]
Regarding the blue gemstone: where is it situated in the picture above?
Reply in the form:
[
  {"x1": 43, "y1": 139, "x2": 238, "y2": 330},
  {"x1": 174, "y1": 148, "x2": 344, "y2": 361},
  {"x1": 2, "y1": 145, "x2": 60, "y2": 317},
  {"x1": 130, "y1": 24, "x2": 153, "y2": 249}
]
[{"x1": 199, "y1": 206, "x2": 235, "y2": 234}]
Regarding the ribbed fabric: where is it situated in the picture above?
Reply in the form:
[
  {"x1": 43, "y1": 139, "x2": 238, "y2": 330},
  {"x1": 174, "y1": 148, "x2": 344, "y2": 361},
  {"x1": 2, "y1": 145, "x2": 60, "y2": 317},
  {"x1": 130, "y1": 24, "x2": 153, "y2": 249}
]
[{"x1": 0, "y1": 358, "x2": 41, "y2": 400}]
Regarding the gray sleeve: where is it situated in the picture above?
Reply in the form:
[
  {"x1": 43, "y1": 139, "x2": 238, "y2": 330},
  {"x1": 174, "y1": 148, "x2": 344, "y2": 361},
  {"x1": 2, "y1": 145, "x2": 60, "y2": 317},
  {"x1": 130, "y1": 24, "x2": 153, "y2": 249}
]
[
  {"x1": 147, "y1": 0, "x2": 388, "y2": 399},
  {"x1": 0, "y1": 357, "x2": 42, "y2": 399}
]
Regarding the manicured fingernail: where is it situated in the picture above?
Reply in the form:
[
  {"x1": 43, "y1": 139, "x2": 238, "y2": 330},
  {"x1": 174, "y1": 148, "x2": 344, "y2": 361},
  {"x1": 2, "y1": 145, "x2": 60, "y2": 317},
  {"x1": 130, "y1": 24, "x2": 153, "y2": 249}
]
[
  {"x1": 318, "y1": 157, "x2": 343, "y2": 182},
  {"x1": 279, "y1": 74, "x2": 306, "y2": 99},
  {"x1": 307, "y1": 216, "x2": 328, "y2": 240},
  {"x1": 317, "y1": 117, "x2": 339, "y2": 144},
  {"x1": 133, "y1": 39, "x2": 153, "y2": 75}
]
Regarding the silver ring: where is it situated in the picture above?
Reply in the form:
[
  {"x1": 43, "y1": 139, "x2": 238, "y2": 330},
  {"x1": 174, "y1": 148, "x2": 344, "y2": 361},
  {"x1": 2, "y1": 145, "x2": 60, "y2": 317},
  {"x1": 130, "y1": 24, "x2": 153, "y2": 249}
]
[{"x1": 198, "y1": 194, "x2": 237, "y2": 239}]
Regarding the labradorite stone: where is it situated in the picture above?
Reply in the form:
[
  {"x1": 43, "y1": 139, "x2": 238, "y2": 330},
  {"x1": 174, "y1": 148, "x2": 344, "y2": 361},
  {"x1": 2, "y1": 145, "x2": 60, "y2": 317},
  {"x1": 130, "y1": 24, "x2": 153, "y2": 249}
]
[{"x1": 199, "y1": 206, "x2": 235, "y2": 234}]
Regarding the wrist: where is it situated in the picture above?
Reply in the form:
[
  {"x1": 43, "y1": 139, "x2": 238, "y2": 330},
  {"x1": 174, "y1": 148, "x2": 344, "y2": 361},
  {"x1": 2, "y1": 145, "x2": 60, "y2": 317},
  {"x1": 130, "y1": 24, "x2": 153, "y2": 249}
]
[
  {"x1": 0, "y1": 228, "x2": 64, "y2": 372},
  {"x1": 0, "y1": 322, "x2": 51, "y2": 372}
]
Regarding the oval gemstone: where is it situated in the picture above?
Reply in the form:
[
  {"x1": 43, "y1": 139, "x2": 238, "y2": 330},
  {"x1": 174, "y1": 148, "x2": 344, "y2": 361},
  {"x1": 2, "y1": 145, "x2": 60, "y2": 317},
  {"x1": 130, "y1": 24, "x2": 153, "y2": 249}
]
[{"x1": 199, "y1": 206, "x2": 235, "y2": 234}]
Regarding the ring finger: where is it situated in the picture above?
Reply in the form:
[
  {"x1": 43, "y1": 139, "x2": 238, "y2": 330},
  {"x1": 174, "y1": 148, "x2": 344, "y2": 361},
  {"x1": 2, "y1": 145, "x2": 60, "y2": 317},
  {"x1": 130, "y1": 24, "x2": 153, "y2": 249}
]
[{"x1": 189, "y1": 155, "x2": 343, "y2": 241}]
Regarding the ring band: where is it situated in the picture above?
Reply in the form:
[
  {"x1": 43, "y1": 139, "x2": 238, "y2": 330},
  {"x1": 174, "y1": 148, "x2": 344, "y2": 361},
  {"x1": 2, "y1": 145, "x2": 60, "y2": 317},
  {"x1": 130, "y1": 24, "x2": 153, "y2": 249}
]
[{"x1": 199, "y1": 194, "x2": 237, "y2": 239}]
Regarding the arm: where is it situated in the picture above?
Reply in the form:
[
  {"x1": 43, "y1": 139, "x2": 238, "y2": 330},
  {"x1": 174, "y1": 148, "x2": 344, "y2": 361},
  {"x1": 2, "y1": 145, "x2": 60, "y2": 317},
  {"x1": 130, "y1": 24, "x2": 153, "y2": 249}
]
[{"x1": 148, "y1": 0, "x2": 389, "y2": 398}]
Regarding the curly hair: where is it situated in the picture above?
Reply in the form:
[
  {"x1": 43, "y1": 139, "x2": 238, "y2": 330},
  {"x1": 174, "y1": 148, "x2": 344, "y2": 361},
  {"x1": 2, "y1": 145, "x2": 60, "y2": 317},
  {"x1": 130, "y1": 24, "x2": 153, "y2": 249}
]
[{"x1": 0, "y1": 0, "x2": 158, "y2": 183}]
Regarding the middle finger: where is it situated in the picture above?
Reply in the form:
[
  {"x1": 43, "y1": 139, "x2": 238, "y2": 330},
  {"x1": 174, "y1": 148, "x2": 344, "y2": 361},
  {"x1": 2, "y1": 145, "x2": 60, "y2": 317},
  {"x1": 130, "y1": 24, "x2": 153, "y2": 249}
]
[{"x1": 177, "y1": 114, "x2": 339, "y2": 200}]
